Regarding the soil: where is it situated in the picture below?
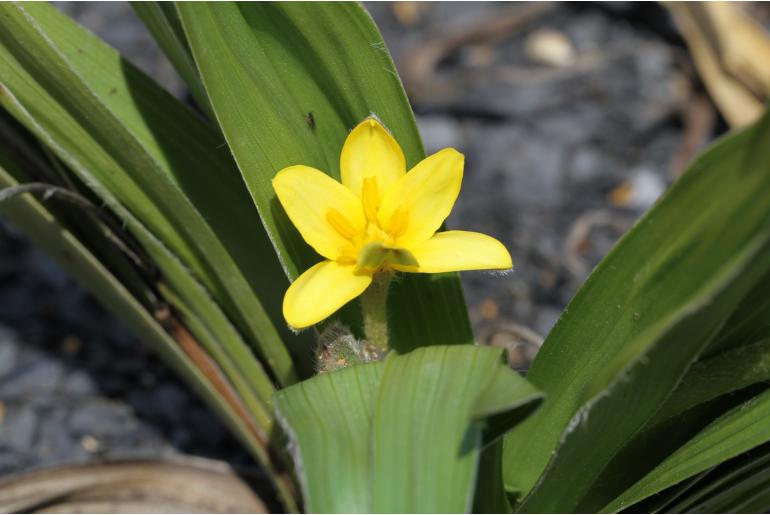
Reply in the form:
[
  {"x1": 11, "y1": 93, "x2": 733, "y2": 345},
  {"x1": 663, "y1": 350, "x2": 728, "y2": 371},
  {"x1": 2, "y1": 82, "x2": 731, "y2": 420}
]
[{"x1": 0, "y1": 0, "x2": 723, "y2": 491}]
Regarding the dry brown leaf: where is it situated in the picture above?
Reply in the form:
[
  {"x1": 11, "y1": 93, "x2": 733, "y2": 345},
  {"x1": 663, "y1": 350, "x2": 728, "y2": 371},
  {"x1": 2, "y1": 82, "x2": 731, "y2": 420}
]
[
  {"x1": 391, "y1": 2, "x2": 430, "y2": 27},
  {"x1": 667, "y1": 2, "x2": 770, "y2": 128},
  {"x1": 0, "y1": 456, "x2": 268, "y2": 514}
]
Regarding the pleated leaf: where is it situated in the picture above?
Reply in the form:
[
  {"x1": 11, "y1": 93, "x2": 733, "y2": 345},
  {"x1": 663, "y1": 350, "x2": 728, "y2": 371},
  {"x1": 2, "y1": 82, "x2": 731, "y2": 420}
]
[
  {"x1": 276, "y1": 362, "x2": 383, "y2": 514},
  {"x1": 275, "y1": 346, "x2": 543, "y2": 513}
]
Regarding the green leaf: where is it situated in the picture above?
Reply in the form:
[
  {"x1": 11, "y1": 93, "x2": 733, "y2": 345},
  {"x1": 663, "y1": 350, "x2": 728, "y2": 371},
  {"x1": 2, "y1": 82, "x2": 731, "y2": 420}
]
[
  {"x1": 652, "y1": 338, "x2": 770, "y2": 423},
  {"x1": 177, "y1": 2, "x2": 474, "y2": 351},
  {"x1": 635, "y1": 468, "x2": 714, "y2": 513},
  {"x1": 275, "y1": 346, "x2": 542, "y2": 513},
  {"x1": 0, "y1": 23, "x2": 280, "y2": 426},
  {"x1": 372, "y1": 346, "x2": 542, "y2": 513},
  {"x1": 275, "y1": 362, "x2": 383, "y2": 513},
  {"x1": 603, "y1": 388, "x2": 770, "y2": 513},
  {"x1": 504, "y1": 109, "x2": 770, "y2": 502},
  {"x1": 568, "y1": 351, "x2": 770, "y2": 512},
  {"x1": 550, "y1": 284, "x2": 770, "y2": 512},
  {"x1": 0, "y1": 156, "x2": 271, "y2": 493},
  {"x1": 704, "y1": 269, "x2": 770, "y2": 357},
  {"x1": 130, "y1": 1, "x2": 213, "y2": 118},
  {"x1": 733, "y1": 486, "x2": 770, "y2": 513},
  {"x1": 473, "y1": 441, "x2": 513, "y2": 514},
  {"x1": 662, "y1": 445, "x2": 770, "y2": 513},
  {"x1": 517, "y1": 232, "x2": 770, "y2": 513},
  {"x1": 0, "y1": 6, "x2": 307, "y2": 508},
  {"x1": 0, "y1": 2, "x2": 308, "y2": 388}
]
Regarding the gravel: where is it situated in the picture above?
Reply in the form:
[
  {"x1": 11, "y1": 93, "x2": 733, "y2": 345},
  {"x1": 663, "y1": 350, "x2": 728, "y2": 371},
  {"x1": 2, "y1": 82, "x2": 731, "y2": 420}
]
[{"x1": 0, "y1": 226, "x2": 251, "y2": 476}]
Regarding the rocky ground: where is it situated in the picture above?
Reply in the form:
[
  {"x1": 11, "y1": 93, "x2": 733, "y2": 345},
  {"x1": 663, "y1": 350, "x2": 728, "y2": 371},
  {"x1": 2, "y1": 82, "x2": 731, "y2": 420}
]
[{"x1": 0, "y1": 0, "x2": 721, "y2": 492}]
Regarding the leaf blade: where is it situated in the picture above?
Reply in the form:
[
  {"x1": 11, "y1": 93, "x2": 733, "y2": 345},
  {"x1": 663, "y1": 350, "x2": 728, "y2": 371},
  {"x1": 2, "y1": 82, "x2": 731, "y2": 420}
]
[
  {"x1": 604, "y1": 388, "x2": 770, "y2": 512},
  {"x1": 504, "y1": 109, "x2": 770, "y2": 501},
  {"x1": 275, "y1": 346, "x2": 542, "y2": 513},
  {"x1": 130, "y1": 1, "x2": 213, "y2": 118},
  {"x1": 0, "y1": 1, "x2": 305, "y2": 386},
  {"x1": 178, "y1": 1, "x2": 474, "y2": 351},
  {"x1": 0, "y1": 157, "x2": 270, "y2": 488},
  {"x1": 275, "y1": 362, "x2": 383, "y2": 513}
]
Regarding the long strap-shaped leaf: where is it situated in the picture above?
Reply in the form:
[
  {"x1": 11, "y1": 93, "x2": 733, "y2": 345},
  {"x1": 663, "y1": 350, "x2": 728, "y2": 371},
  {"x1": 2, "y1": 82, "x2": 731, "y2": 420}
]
[
  {"x1": 518, "y1": 230, "x2": 770, "y2": 512},
  {"x1": 0, "y1": 6, "x2": 303, "y2": 507},
  {"x1": 177, "y1": 2, "x2": 474, "y2": 351},
  {"x1": 1, "y1": 78, "x2": 273, "y2": 427},
  {"x1": 0, "y1": 17, "x2": 275, "y2": 432},
  {"x1": 275, "y1": 346, "x2": 543, "y2": 513},
  {"x1": 603, "y1": 388, "x2": 770, "y2": 512},
  {"x1": 565, "y1": 338, "x2": 770, "y2": 511},
  {"x1": 0, "y1": 2, "x2": 305, "y2": 386},
  {"x1": 704, "y1": 268, "x2": 770, "y2": 357},
  {"x1": 651, "y1": 338, "x2": 770, "y2": 423},
  {"x1": 130, "y1": 2, "x2": 213, "y2": 118},
  {"x1": 504, "y1": 109, "x2": 770, "y2": 501},
  {"x1": 0, "y1": 159, "x2": 297, "y2": 511},
  {"x1": 670, "y1": 446, "x2": 770, "y2": 513}
]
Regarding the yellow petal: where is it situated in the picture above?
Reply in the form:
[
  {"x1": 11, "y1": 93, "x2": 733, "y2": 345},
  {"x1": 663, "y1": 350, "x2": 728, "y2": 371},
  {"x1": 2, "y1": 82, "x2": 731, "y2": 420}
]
[
  {"x1": 391, "y1": 230, "x2": 512, "y2": 273},
  {"x1": 273, "y1": 165, "x2": 366, "y2": 260},
  {"x1": 340, "y1": 117, "x2": 406, "y2": 203},
  {"x1": 379, "y1": 148, "x2": 464, "y2": 248},
  {"x1": 283, "y1": 260, "x2": 372, "y2": 329}
]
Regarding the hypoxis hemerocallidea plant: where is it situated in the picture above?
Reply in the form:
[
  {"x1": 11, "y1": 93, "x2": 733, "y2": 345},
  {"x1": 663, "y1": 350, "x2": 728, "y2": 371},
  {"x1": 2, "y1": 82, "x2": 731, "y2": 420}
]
[{"x1": 1, "y1": 2, "x2": 770, "y2": 513}]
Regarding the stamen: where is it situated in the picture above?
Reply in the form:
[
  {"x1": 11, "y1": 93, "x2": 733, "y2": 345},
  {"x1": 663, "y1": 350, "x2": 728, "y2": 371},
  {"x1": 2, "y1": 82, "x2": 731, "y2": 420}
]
[
  {"x1": 326, "y1": 209, "x2": 357, "y2": 240},
  {"x1": 362, "y1": 176, "x2": 380, "y2": 222},
  {"x1": 387, "y1": 208, "x2": 409, "y2": 238}
]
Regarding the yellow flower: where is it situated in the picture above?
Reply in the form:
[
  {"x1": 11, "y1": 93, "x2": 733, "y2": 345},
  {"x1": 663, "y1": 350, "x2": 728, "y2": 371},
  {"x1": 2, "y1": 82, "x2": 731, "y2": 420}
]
[{"x1": 273, "y1": 117, "x2": 512, "y2": 329}]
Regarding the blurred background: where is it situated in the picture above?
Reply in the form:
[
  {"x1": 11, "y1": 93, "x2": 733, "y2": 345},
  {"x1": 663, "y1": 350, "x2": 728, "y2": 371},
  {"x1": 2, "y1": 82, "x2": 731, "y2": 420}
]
[{"x1": 1, "y1": 0, "x2": 769, "y2": 486}]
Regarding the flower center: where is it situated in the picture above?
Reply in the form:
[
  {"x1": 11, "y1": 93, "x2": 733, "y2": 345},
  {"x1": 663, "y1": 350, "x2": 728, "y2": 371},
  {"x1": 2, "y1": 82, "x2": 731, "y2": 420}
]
[{"x1": 325, "y1": 176, "x2": 415, "y2": 271}]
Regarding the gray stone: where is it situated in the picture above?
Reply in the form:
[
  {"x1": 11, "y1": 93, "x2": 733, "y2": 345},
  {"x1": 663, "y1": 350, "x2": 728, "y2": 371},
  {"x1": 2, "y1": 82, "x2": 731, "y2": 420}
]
[
  {"x1": 416, "y1": 115, "x2": 464, "y2": 155},
  {"x1": 152, "y1": 383, "x2": 190, "y2": 423},
  {"x1": 68, "y1": 401, "x2": 138, "y2": 438},
  {"x1": 36, "y1": 408, "x2": 81, "y2": 462},
  {"x1": 61, "y1": 370, "x2": 96, "y2": 397},
  {"x1": 2, "y1": 405, "x2": 38, "y2": 452},
  {"x1": 625, "y1": 168, "x2": 666, "y2": 210},
  {"x1": 0, "y1": 339, "x2": 19, "y2": 379},
  {"x1": 1, "y1": 359, "x2": 65, "y2": 398},
  {"x1": 534, "y1": 306, "x2": 564, "y2": 337}
]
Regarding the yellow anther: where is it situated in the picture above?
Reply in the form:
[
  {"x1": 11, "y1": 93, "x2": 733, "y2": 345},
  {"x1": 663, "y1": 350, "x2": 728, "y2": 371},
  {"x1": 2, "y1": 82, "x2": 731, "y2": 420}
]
[
  {"x1": 325, "y1": 209, "x2": 358, "y2": 240},
  {"x1": 362, "y1": 176, "x2": 380, "y2": 222},
  {"x1": 386, "y1": 208, "x2": 409, "y2": 238}
]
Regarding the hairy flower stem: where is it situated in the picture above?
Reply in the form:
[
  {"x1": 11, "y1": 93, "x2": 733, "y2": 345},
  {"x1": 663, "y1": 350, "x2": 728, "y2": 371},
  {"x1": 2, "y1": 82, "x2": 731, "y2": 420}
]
[{"x1": 361, "y1": 270, "x2": 393, "y2": 352}]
